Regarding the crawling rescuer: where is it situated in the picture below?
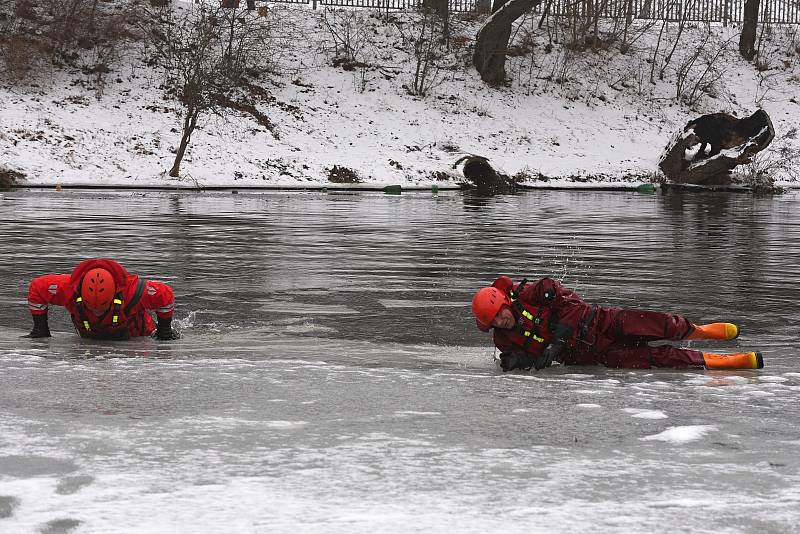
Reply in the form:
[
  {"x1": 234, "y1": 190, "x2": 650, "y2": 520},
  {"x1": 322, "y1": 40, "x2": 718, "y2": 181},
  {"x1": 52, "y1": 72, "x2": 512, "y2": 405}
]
[
  {"x1": 471, "y1": 276, "x2": 763, "y2": 372},
  {"x1": 25, "y1": 258, "x2": 178, "y2": 341}
]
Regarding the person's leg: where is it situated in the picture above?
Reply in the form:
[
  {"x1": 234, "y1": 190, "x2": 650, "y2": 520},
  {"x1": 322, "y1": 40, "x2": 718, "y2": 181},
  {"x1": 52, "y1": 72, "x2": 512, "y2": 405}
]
[
  {"x1": 612, "y1": 309, "x2": 694, "y2": 342},
  {"x1": 603, "y1": 344, "x2": 704, "y2": 369}
]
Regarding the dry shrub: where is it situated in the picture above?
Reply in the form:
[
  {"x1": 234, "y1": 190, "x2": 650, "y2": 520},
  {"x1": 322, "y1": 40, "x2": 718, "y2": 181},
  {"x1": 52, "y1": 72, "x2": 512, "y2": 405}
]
[
  {"x1": 0, "y1": 0, "x2": 147, "y2": 82},
  {"x1": 0, "y1": 166, "x2": 25, "y2": 190},
  {"x1": 327, "y1": 165, "x2": 362, "y2": 183}
]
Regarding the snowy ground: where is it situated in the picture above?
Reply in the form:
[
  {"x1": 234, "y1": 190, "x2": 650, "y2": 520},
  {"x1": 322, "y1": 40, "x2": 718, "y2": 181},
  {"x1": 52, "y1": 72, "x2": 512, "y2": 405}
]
[{"x1": 1, "y1": 3, "x2": 799, "y2": 189}]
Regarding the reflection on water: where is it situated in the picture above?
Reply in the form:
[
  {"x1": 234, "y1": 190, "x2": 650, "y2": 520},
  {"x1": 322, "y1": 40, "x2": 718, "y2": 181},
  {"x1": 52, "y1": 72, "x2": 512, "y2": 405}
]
[{"x1": 1, "y1": 189, "x2": 798, "y2": 356}]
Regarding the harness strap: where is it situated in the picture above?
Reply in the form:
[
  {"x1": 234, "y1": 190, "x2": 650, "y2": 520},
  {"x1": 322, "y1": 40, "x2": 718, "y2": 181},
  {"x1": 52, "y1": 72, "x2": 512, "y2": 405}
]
[
  {"x1": 577, "y1": 305, "x2": 598, "y2": 346},
  {"x1": 124, "y1": 278, "x2": 147, "y2": 315},
  {"x1": 74, "y1": 275, "x2": 133, "y2": 333},
  {"x1": 509, "y1": 278, "x2": 548, "y2": 348}
]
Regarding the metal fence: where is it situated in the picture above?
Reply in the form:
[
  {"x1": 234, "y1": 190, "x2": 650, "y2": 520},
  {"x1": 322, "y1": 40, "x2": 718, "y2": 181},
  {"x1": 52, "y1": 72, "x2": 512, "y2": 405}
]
[
  {"x1": 529, "y1": 0, "x2": 800, "y2": 24},
  {"x1": 264, "y1": 0, "x2": 800, "y2": 24}
]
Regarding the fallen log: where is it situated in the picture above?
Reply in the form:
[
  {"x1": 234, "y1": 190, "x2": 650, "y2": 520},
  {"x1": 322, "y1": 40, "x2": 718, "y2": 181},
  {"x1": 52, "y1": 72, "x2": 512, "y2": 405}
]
[{"x1": 658, "y1": 109, "x2": 774, "y2": 185}]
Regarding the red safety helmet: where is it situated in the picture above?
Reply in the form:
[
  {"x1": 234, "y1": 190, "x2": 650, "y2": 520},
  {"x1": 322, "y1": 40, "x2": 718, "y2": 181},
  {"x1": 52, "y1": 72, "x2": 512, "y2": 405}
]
[
  {"x1": 81, "y1": 267, "x2": 116, "y2": 312},
  {"x1": 471, "y1": 286, "x2": 510, "y2": 332}
]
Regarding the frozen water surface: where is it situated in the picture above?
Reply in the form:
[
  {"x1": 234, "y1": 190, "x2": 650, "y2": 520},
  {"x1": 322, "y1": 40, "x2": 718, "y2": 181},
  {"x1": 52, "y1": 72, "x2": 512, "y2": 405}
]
[{"x1": 0, "y1": 190, "x2": 799, "y2": 533}]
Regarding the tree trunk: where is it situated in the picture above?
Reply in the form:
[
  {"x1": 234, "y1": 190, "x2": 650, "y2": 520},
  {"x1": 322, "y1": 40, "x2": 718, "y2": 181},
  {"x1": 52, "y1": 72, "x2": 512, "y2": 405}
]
[
  {"x1": 424, "y1": 0, "x2": 449, "y2": 41},
  {"x1": 169, "y1": 106, "x2": 200, "y2": 178},
  {"x1": 492, "y1": 0, "x2": 511, "y2": 12},
  {"x1": 473, "y1": 0, "x2": 541, "y2": 85},
  {"x1": 739, "y1": 0, "x2": 758, "y2": 60},
  {"x1": 475, "y1": 0, "x2": 491, "y2": 14}
]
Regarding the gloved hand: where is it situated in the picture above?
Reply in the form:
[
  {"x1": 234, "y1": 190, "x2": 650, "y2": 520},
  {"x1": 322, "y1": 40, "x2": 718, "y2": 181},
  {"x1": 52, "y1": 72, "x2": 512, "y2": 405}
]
[
  {"x1": 533, "y1": 343, "x2": 560, "y2": 370},
  {"x1": 154, "y1": 317, "x2": 180, "y2": 340},
  {"x1": 22, "y1": 313, "x2": 51, "y2": 338},
  {"x1": 499, "y1": 351, "x2": 535, "y2": 372},
  {"x1": 532, "y1": 324, "x2": 572, "y2": 370}
]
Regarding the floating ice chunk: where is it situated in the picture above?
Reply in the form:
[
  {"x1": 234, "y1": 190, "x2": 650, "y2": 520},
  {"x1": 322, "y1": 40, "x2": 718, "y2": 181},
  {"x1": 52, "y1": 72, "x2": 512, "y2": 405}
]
[
  {"x1": 641, "y1": 425, "x2": 717, "y2": 444},
  {"x1": 743, "y1": 390, "x2": 775, "y2": 397},
  {"x1": 623, "y1": 408, "x2": 668, "y2": 419},
  {"x1": 264, "y1": 420, "x2": 308, "y2": 428}
]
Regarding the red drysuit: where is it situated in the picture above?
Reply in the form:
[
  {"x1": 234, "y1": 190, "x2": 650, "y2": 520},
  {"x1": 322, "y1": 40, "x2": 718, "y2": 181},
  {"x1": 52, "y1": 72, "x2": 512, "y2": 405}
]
[
  {"x1": 490, "y1": 276, "x2": 704, "y2": 369},
  {"x1": 27, "y1": 258, "x2": 174, "y2": 340}
]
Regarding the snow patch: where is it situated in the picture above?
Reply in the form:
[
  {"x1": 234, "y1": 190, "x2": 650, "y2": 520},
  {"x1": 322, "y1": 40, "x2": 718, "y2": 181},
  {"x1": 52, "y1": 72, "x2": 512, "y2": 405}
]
[{"x1": 641, "y1": 425, "x2": 718, "y2": 444}]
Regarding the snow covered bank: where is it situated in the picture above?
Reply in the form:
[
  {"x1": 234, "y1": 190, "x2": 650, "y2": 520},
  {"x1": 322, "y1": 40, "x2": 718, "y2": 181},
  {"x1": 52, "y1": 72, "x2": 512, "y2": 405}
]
[{"x1": 1, "y1": 4, "x2": 798, "y2": 190}]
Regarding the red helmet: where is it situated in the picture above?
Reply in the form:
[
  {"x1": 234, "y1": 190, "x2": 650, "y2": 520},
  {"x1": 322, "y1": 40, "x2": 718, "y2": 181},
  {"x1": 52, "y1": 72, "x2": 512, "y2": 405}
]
[
  {"x1": 81, "y1": 267, "x2": 115, "y2": 312},
  {"x1": 471, "y1": 287, "x2": 510, "y2": 332}
]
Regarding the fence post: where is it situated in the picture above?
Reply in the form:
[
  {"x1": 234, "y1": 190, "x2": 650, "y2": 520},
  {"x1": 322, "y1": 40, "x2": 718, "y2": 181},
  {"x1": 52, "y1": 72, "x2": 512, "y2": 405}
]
[
  {"x1": 313, "y1": 0, "x2": 317, "y2": 9},
  {"x1": 722, "y1": 0, "x2": 728, "y2": 26}
]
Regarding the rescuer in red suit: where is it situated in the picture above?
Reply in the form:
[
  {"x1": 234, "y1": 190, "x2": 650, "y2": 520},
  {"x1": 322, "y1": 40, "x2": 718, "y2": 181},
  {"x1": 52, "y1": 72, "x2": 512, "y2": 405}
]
[
  {"x1": 24, "y1": 258, "x2": 178, "y2": 341},
  {"x1": 472, "y1": 276, "x2": 763, "y2": 371}
]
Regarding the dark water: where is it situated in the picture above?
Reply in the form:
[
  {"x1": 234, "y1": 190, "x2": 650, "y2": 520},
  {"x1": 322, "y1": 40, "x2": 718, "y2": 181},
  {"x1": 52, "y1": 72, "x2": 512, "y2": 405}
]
[{"x1": 0, "y1": 189, "x2": 798, "y2": 533}]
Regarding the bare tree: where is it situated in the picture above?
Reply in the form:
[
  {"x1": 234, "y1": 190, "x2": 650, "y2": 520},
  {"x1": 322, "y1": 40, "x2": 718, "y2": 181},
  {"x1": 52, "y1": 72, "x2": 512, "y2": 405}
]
[
  {"x1": 739, "y1": 0, "x2": 759, "y2": 60},
  {"x1": 423, "y1": 0, "x2": 449, "y2": 41},
  {"x1": 148, "y1": 2, "x2": 277, "y2": 177},
  {"x1": 473, "y1": 0, "x2": 541, "y2": 85}
]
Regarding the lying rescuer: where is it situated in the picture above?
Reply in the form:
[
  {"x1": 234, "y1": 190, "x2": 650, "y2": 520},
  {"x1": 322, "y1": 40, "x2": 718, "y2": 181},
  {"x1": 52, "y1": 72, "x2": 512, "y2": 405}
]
[
  {"x1": 24, "y1": 258, "x2": 179, "y2": 341},
  {"x1": 471, "y1": 276, "x2": 763, "y2": 371}
]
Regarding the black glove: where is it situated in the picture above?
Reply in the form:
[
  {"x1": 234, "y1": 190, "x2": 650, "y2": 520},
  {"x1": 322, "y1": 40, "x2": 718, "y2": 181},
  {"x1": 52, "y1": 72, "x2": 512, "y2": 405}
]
[
  {"x1": 499, "y1": 351, "x2": 535, "y2": 372},
  {"x1": 533, "y1": 323, "x2": 573, "y2": 369},
  {"x1": 533, "y1": 343, "x2": 560, "y2": 370},
  {"x1": 22, "y1": 313, "x2": 51, "y2": 338},
  {"x1": 154, "y1": 317, "x2": 180, "y2": 340}
]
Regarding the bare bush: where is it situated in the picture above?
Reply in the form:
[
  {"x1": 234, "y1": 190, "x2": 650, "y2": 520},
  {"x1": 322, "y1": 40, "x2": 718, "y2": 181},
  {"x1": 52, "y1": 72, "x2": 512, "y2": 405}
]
[
  {"x1": 734, "y1": 128, "x2": 800, "y2": 190},
  {"x1": 320, "y1": 7, "x2": 375, "y2": 70},
  {"x1": 0, "y1": 165, "x2": 25, "y2": 190},
  {"x1": 396, "y1": 7, "x2": 448, "y2": 97},
  {"x1": 671, "y1": 33, "x2": 729, "y2": 106},
  {"x1": 147, "y1": 2, "x2": 279, "y2": 177},
  {"x1": 0, "y1": 0, "x2": 146, "y2": 83}
]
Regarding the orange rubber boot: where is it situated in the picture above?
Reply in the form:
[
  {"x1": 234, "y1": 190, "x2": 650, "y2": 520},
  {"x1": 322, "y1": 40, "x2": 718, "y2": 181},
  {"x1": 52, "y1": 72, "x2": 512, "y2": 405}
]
[
  {"x1": 687, "y1": 323, "x2": 739, "y2": 341},
  {"x1": 703, "y1": 351, "x2": 764, "y2": 369}
]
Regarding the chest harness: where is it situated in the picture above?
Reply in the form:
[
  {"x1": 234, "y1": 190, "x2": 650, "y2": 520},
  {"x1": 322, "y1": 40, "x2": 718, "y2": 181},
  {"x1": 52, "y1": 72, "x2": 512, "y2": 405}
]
[
  {"x1": 73, "y1": 278, "x2": 147, "y2": 338},
  {"x1": 507, "y1": 279, "x2": 554, "y2": 351}
]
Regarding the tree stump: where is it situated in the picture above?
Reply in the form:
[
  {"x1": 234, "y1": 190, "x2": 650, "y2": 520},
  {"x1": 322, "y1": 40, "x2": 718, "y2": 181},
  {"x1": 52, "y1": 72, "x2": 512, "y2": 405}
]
[
  {"x1": 453, "y1": 155, "x2": 517, "y2": 194},
  {"x1": 658, "y1": 109, "x2": 774, "y2": 185}
]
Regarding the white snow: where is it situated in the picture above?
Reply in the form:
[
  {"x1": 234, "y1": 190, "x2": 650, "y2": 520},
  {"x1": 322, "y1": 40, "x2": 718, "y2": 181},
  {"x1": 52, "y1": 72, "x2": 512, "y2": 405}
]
[
  {"x1": 622, "y1": 408, "x2": 668, "y2": 419},
  {"x1": 640, "y1": 425, "x2": 718, "y2": 444},
  {"x1": 2, "y1": 4, "x2": 798, "y2": 190}
]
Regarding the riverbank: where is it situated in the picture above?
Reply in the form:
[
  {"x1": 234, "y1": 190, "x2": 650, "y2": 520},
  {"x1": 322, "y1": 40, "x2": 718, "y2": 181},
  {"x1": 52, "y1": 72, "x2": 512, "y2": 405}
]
[{"x1": 1, "y1": 4, "x2": 798, "y2": 190}]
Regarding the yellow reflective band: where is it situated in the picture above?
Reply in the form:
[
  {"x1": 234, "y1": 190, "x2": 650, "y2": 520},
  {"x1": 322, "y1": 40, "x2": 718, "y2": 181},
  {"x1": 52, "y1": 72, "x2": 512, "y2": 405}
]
[
  {"x1": 76, "y1": 297, "x2": 82, "y2": 303},
  {"x1": 522, "y1": 310, "x2": 533, "y2": 320},
  {"x1": 112, "y1": 315, "x2": 119, "y2": 324},
  {"x1": 113, "y1": 299, "x2": 122, "y2": 305},
  {"x1": 523, "y1": 331, "x2": 544, "y2": 343},
  {"x1": 83, "y1": 320, "x2": 90, "y2": 330}
]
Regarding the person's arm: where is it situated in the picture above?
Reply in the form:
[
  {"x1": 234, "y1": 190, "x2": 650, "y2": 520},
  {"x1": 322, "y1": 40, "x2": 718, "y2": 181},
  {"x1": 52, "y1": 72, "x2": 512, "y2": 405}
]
[
  {"x1": 24, "y1": 274, "x2": 71, "y2": 337},
  {"x1": 520, "y1": 277, "x2": 585, "y2": 307},
  {"x1": 141, "y1": 280, "x2": 178, "y2": 340},
  {"x1": 493, "y1": 329, "x2": 536, "y2": 372}
]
